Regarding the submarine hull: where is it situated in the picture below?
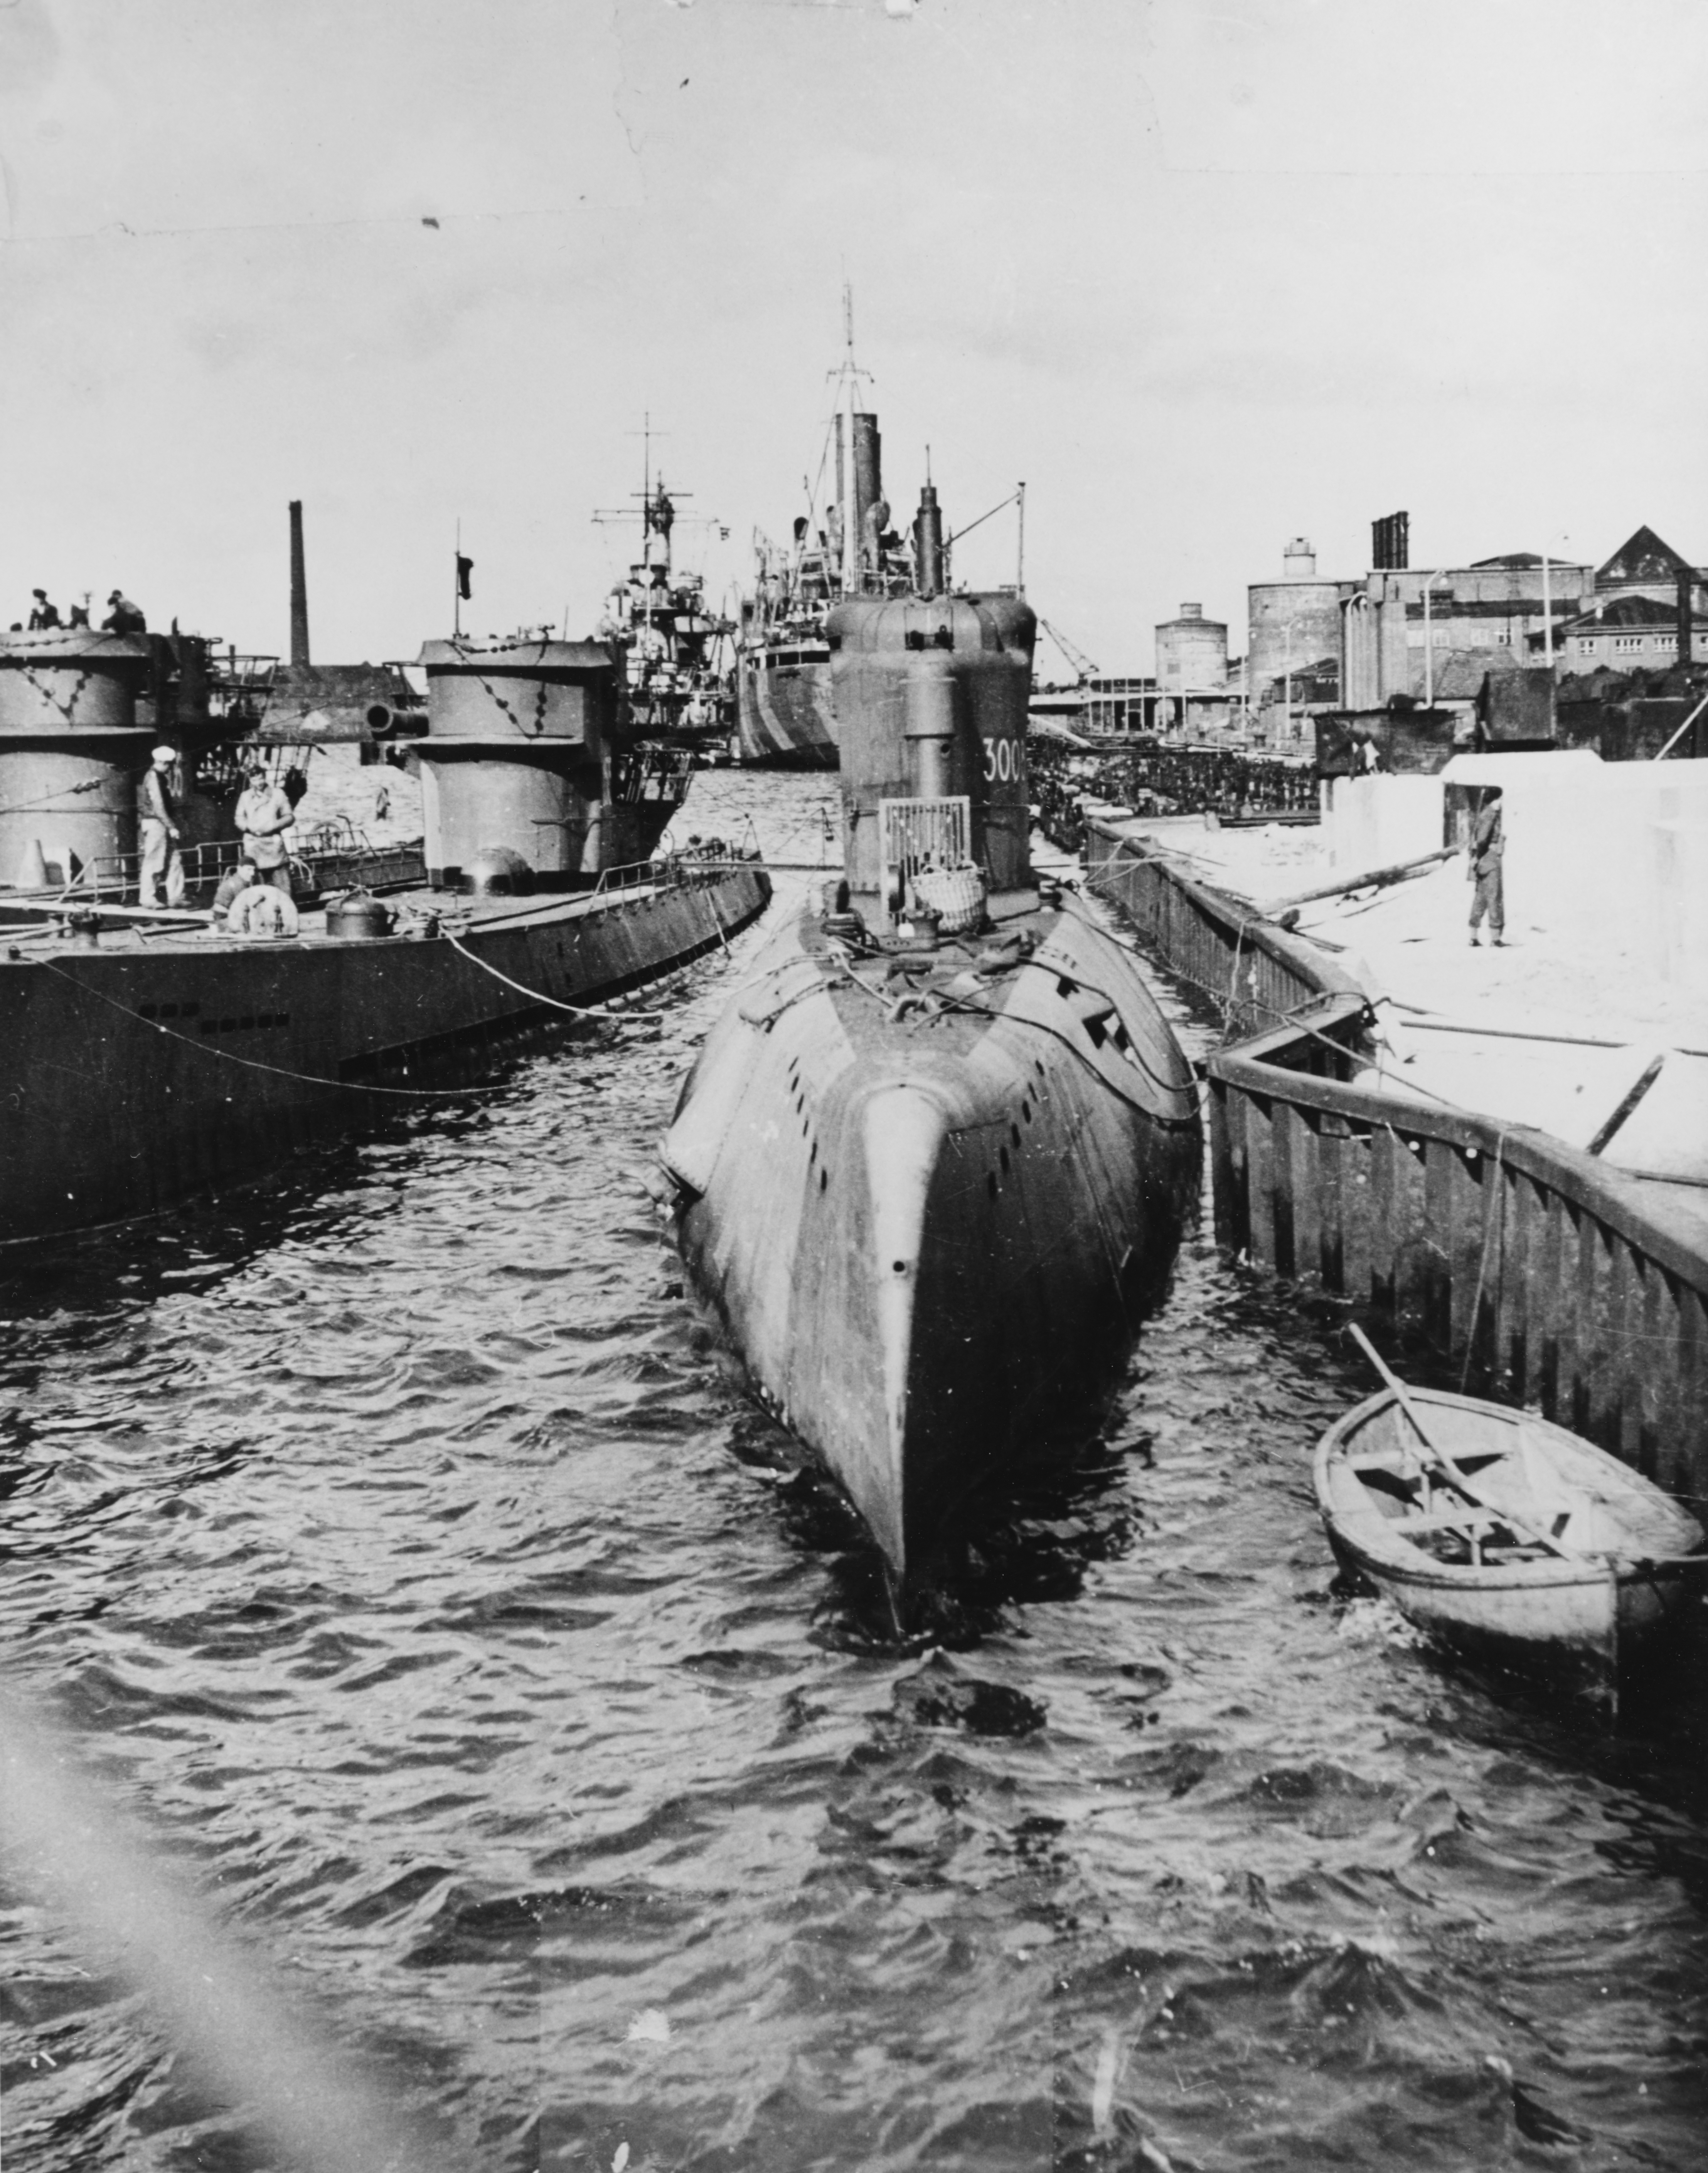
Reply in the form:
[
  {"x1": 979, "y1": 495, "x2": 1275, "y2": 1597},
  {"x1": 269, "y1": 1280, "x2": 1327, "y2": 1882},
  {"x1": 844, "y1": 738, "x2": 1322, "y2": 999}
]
[
  {"x1": 0, "y1": 862, "x2": 770, "y2": 1246},
  {"x1": 663, "y1": 899, "x2": 1200, "y2": 1580}
]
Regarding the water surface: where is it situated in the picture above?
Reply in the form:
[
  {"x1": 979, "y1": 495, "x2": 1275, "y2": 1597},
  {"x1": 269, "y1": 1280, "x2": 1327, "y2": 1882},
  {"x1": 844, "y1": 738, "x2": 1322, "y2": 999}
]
[{"x1": 2, "y1": 773, "x2": 1704, "y2": 2171}]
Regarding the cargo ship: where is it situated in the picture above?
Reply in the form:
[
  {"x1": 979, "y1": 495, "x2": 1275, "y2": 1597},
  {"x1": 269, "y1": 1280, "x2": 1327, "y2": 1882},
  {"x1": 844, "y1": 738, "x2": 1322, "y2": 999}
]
[
  {"x1": 0, "y1": 622, "x2": 768, "y2": 1247},
  {"x1": 735, "y1": 300, "x2": 914, "y2": 769},
  {"x1": 734, "y1": 536, "x2": 839, "y2": 768},
  {"x1": 665, "y1": 477, "x2": 1199, "y2": 1590}
]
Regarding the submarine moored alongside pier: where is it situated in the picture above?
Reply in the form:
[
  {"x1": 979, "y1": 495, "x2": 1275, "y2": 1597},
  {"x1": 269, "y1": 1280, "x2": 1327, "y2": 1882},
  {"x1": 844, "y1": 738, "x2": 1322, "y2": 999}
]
[
  {"x1": 0, "y1": 618, "x2": 768, "y2": 1247},
  {"x1": 665, "y1": 481, "x2": 1199, "y2": 1585}
]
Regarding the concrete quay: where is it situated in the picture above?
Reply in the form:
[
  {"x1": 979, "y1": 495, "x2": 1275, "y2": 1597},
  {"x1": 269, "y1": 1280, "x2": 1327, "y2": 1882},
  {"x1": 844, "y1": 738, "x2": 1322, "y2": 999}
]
[{"x1": 1082, "y1": 759, "x2": 1708, "y2": 1510}]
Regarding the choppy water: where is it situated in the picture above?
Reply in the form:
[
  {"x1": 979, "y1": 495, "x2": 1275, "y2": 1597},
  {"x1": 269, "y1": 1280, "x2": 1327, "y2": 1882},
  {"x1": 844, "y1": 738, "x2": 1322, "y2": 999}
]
[{"x1": 2, "y1": 774, "x2": 1705, "y2": 2172}]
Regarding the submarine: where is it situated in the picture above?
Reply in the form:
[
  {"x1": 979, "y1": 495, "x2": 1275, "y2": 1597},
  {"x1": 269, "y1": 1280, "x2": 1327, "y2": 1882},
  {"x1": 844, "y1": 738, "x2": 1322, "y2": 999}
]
[
  {"x1": 662, "y1": 479, "x2": 1201, "y2": 1586},
  {"x1": 0, "y1": 619, "x2": 768, "y2": 1247}
]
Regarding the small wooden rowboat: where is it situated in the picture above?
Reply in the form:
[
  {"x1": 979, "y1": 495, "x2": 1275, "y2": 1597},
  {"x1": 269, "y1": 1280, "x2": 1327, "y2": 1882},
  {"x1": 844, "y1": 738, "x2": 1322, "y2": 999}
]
[{"x1": 1316, "y1": 1332, "x2": 1706, "y2": 1680}]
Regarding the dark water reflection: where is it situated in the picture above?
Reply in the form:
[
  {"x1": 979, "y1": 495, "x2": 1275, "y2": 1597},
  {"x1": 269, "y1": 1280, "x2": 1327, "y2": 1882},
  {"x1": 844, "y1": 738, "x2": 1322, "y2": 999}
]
[{"x1": 2, "y1": 775, "x2": 1705, "y2": 2170}]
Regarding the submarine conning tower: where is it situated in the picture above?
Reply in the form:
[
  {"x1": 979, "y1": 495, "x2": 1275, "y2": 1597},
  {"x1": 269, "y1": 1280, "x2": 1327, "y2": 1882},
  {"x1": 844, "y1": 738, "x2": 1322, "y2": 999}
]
[
  {"x1": 413, "y1": 636, "x2": 620, "y2": 888},
  {"x1": 827, "y1": 493, "x2": 1036, "y2": 929},
  {"x1": 0, "y1": 627, "x2": 201, "y2": 890}
]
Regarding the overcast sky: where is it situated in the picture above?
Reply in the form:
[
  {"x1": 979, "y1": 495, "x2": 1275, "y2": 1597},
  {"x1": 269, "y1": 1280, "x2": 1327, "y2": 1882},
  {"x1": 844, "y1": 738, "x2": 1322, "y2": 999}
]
[{"x1": 2, "y1": 0, "x2": 1704, "y2": 674}]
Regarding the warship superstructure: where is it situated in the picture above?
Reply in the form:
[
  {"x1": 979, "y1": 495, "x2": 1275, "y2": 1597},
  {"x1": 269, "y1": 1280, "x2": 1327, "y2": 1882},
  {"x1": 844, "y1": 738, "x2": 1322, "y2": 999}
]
[
  {"x1": 595, "y1": 459, "x2": 735, "y2": 757},
  {"x1": 665, "y1": 481, "x2": 1199, "y2": 1585}
]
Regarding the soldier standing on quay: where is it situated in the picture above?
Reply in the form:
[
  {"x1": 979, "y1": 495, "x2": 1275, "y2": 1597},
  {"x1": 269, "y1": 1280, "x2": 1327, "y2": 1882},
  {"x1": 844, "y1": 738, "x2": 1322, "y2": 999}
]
[{"x1": 1468, "y1": 786, "x2": 1505, "y2": 947}]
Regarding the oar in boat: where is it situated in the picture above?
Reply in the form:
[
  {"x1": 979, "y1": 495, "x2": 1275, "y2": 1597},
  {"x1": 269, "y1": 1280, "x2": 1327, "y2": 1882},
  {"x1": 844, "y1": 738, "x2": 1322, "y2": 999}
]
[{"x1": 1346, "y1": 1325, "x2": 1577, "y2": 1561}]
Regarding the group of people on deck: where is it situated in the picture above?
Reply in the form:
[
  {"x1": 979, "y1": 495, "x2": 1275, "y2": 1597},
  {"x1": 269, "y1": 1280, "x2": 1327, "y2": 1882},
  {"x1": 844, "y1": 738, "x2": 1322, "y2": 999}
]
[
  {"x1": 10, "y1": 585, "x2": 305, "y2": 931},
  {"x1": 17, "y1": 588, "x2": 147, "y2": 634},
  {"x1": 137, "y1": 752, "x2": 300, "y2": 936}
]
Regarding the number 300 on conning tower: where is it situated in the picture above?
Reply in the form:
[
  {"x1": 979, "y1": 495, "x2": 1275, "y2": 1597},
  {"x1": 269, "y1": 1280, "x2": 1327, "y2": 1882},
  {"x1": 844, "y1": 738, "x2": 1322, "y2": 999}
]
[{"x1": 983, "y1": 738, "x2": 1021, "y2": 784}]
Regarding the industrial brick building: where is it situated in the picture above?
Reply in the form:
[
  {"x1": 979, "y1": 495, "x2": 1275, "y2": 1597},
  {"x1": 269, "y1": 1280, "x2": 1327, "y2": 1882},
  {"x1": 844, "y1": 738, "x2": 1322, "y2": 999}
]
[{"x1": 1533, "y1": 526, "x2": 1708, "y2": 673}]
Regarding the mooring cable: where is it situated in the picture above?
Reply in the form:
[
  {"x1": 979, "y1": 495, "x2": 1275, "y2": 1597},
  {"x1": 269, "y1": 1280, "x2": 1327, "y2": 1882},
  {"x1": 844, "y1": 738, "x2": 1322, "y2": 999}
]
[
  {"x1": 38, "y1": 960, "x2": 552, "y2": 1100},
  {"x1": 442, "y1": 929, "x2": 665, "y2": 1023}
]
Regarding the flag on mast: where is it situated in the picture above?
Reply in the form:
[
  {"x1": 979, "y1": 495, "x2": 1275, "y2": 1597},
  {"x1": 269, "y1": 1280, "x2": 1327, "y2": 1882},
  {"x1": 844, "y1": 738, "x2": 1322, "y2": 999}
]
[{"x1": 456, "y1": 553, "x2": 474, "y2": 600}]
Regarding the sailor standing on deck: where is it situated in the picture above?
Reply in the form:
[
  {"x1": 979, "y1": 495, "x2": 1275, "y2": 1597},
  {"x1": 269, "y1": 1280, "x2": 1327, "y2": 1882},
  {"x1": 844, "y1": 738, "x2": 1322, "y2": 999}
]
[
  {"x1": 234, "y1": 765, "x2": 296, "y2": 892},
  {"x1": 138, "y1": 746, "x2": 186, "y2": 907},
  {"x1": 1467, "y1": 787, "x2": 1506, "y2": 947},
  {"x1": 27, "y1": 590, "x2": 61, "y2": 630}
]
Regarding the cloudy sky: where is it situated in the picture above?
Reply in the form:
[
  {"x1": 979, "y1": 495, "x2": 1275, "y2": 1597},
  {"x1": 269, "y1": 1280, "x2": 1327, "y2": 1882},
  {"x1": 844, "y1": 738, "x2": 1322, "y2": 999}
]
[{"x1": 2, "y1": 0, "x2": 1703, "y2": 674}]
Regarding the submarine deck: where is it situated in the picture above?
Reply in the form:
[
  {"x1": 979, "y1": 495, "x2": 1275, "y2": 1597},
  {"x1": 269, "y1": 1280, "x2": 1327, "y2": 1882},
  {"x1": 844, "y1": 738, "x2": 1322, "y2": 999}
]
[{"x1": 0, "y1": 868, "x2": 713, "y2": 961}]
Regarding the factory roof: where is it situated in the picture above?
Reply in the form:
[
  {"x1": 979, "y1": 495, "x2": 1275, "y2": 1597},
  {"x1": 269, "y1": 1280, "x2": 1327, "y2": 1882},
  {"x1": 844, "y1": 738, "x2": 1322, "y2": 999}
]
[
  {"x1": 1595, "y1": 524, "x2": 1696, "y2": 588},
  {"x1": 1554, "y1": 592, "x2": 1705, "y2": 634}
]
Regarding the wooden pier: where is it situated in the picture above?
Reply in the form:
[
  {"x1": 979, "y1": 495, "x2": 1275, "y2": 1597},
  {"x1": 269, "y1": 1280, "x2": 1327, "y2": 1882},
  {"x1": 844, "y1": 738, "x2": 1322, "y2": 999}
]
[{"x1": 1086, "y1": 817, "x2": 1708, "y2": 1507}]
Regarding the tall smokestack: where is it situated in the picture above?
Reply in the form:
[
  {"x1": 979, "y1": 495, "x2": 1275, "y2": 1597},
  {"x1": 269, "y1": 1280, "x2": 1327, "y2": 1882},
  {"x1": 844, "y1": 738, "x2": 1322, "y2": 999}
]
[
  {"x1": 1371, "y1": 511, "x2": 1409, "y2": 572},
  {"x1": 852, "y1": 415, "x2": 881, "y2": 522},
  {"x1": 288, "y1": 500, "x2": 310, "y2": 669},
  {"x1": 1677, "y1": 565, "x2": 1693, "y2": 671},
  {"x1": 851, "y1": 414, "x2": 882, "y2": 593}
]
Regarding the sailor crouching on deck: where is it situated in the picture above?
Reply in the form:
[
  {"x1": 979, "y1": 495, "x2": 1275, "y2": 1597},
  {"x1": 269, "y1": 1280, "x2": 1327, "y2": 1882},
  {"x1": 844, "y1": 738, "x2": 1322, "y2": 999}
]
[
  {"x1": 210, "y1": 860, "x2": 256, "y2": 928},
  {"x1": 234, "y1": 765, "x2": 297, "y2": 892},
  {"x1": 226, "y1": 877, "x2": 300, "y2": 939},
  {"x1": 103, "y1": 590, "x2": 147, "y2": 634},
  {"x1": 138, "y1": 745, "x2": 186, "y2": 908}
]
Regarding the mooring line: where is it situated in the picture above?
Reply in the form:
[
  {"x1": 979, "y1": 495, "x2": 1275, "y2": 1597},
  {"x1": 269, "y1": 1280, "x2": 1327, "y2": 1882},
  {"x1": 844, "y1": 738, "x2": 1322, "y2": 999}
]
[
  {"x1": 443, "y1": 930, "x2": 665, "y2": 1022},
  {"x1": 38, "y1": 961, "x2": 531, "y2": 1099}
]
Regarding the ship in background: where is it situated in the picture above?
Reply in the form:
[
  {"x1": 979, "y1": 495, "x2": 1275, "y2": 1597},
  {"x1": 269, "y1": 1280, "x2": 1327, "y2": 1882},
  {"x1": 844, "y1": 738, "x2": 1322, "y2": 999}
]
[
  {"x1": 232, "y1": 497, "x2": 697, "y2": 880},
  {"x1": 735, "y1": 296, "x2": 916, "y2": 769},
  {"x1": 594, "y1": 436, "x2": 737, "y2": 764}
]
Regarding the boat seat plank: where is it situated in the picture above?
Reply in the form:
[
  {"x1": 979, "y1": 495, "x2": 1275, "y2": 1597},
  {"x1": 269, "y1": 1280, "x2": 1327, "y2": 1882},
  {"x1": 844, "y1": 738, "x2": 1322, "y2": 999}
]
[
  {"x1": 1349, "y1": 1448, "x2": 1508, "y2": 1476},
  {"x1": 1383, "y1": 1506, "x2": 1504, "y2": 1538}
]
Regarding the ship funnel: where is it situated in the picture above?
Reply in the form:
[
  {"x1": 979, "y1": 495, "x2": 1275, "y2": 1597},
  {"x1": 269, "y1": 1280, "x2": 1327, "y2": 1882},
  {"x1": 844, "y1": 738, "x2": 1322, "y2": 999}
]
[
  {"x1": 913, "y1": 485, "x2": 944, "y2": 600},
  {"x1": 288, "y1": 500, "x2": 310, "y2": 669},
  {"x1": 852, "y1": 414, "x2": 881, "y2": 526},
  {"x1": 851, "y1": 413, "x2": 883, "y2": 592}
]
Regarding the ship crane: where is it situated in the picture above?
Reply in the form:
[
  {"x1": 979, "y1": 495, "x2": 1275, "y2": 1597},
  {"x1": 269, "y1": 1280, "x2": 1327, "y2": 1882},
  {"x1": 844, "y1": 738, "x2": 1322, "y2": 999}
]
[{"x1": 1036, "y1": 617, "x2": 1100, "y2": 687}]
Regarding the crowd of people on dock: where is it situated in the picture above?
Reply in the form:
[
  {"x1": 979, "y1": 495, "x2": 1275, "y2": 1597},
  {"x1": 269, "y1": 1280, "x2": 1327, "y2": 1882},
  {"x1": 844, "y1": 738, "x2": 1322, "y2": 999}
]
[{"x1": 1032, "y1": 740, "x2": 1318, "y2": 853}]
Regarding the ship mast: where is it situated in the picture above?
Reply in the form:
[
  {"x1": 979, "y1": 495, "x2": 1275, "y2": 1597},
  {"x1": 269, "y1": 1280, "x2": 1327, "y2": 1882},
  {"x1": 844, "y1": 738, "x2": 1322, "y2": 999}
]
[{"x1": 642, "y1": 414, "x2": 655, "y2": 648}]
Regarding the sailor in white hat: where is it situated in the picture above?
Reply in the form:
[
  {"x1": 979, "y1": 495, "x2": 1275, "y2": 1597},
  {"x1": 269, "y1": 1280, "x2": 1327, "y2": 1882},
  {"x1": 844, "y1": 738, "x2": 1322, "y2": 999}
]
[{"x1": 138, "y1": 745, "x2": 185, "y2": 907}]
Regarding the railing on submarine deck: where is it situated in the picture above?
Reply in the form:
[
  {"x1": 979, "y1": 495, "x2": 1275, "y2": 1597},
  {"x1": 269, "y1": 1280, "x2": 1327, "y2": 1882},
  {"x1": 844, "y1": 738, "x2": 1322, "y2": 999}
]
[
  {"x1": 590, "y1": 856, "x2": 658, "y2": 897},
  {"x1": 10, "y1": 836, "x2": 756, "y2": 913},
  {"x1": 591, "y1": 849, "x2": 764, "y2": 898},
  {"x1": 59, "y1": 828, "x2": 424, "y2": 908},
  {"x1": 53, "y1": 838, "x2": 248, "y2": 908}
]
